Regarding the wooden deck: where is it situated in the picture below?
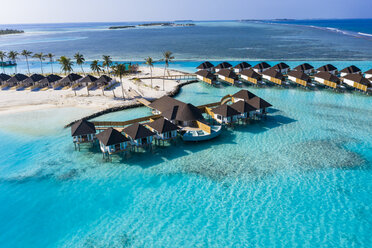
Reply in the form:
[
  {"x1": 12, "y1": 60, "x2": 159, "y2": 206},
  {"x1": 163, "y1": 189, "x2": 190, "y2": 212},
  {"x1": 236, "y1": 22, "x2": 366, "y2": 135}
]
[{"x1": 137, "y1": 74, "x2": 196, "y2": 80}]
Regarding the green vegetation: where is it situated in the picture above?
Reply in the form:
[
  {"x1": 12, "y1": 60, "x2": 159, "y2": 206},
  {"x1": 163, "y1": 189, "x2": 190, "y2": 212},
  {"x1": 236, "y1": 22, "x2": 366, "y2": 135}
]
[{"x1": 0, "y1": 29, "x2": 24, "y2": 35}]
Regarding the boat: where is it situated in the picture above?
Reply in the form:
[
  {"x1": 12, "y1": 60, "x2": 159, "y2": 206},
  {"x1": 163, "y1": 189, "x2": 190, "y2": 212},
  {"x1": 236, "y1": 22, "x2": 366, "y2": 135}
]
[
  {"x1": 0, "y1": 61, "x2": 16, "y2": 67},
  {"x1": 181, "y1": 125, "x2": 222, "y2": 141}
]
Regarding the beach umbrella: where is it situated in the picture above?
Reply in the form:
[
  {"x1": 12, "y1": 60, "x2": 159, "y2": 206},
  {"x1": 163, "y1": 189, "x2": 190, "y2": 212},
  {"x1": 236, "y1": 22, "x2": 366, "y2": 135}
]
[
  {"x1": 7, "y1": 73, "x2": 28, "y2": 85},
  {"x1": 22, "y1": 74, "x2": 45, "y2": 86},
  {"x1": 80, "y1": 74, "x2": 98, "y2": 96}
]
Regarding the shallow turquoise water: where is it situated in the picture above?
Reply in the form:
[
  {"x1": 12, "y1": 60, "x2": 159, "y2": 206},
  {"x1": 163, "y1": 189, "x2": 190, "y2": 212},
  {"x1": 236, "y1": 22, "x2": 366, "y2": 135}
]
[{"x1": 0, "y1": 79, "x2": 371, "y2": 247}]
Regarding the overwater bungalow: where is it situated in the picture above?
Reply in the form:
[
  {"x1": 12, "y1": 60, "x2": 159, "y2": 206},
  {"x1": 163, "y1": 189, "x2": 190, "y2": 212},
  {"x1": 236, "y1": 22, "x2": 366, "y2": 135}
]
[
  {"x1": 145, "y1": 117, "x2": 179, "y2": 142},
  {"x1": 122, "y1": 123, "x2": 155, "y2": 147},
  {"x1": 246, "y1": 96, "x2": 272, "y2": 116},
  {"x1": 71, "y1": 119, "x2": 96, "y2": 149},
  {"x1": 253, "y1": 62, "x2": 271, "y2": 73},
  {"x1": 313, "y1": 71, "x2": 341, "y2": 89},
  {"x1": 216, "y1": 69, "x2": 239, "y2": 85},
  {"x1": 262, "y1": 68, "x2": 285, "y2": 85},
  {"x1": 21, "y1": 74, "x2": 45, "y2": 89},
  {"x1": 342, "y1": 74, "x2": 371, "y2": 92},
  {"x1": 272, "y1": 62, "x2": 290, "y2": 74},
  {"x1": 195, "y1": 70, "x2": 217, "y2": 85},
  {"x1": 231, "y1": 89, "x2": 257, "y2": 102},
  {"x1": 240, "y1": 68, "x2": 262, "y2": 85},
  {"x1": 233, "y1": 62, "x2": 251, "y2": 73},
  {"x1": 211, "y1": 104, "x2": 240, "y2": 124},
  {"x1": 287, "y1": 70, "x2": 312, "y2": 87},
  {"x1": 0, "y1": 73, "x2": 11, "y2": 87},
  {"x1": 96, "y1": 127, "x2": 130, "y2": 156},
  {"x1": 230, "y1": 100, "x2": 257, "y2": 120},
  {"x1": 339, "y1": 65, "x2": 361, "y2": 77},
  {"x1": 37, "y1": 74, "x2": 62, "y2": 88},
  {"x1": 96, "y1": 75, "x2": 113, "y2": 88},
  {"x1": 5, "y1": 73, "x2": 28, "y2": 88},
  {"x1": 317, "y1": 64, "x2": 338, "y2": 75},
  {"x1": 196, "y1": 61, "x2": 215, "y2": 72},
  {"x1": 293, "y1": 63, "x2": 314, "y2": 75},
  {"x1": 162, "y1": 103, "x2": 203, "y2": 126},
  {"x1": 364, "y1": 69, "x2": 372, "y2": 79},
  {"x1": 57, "y1": 73, "x2": 82, "y2": 88},
  {"x1": 214, "y1": 62, "x2": 232, "y2": 72},
  {"x1": 148, "y1": 95, "x2": 185, "y2": 114},
  {"x1": 79, "y1": 74, "x2": 98, "y2": 87}
]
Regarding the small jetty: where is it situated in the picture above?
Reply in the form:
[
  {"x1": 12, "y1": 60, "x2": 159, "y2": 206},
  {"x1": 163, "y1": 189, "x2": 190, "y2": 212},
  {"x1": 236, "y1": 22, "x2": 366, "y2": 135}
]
[
  {"x1": 193, "y1": 61, "x2": 372, "y2": 93},
  {"x1": 71, "y1": 89, "x2": 273, "y2": 159}
]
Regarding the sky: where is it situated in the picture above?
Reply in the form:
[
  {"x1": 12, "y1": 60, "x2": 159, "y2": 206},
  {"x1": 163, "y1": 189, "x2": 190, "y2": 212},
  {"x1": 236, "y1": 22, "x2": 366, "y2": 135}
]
[{"x1": 0, "y1": 0, "x2": 371, "y2": 24}]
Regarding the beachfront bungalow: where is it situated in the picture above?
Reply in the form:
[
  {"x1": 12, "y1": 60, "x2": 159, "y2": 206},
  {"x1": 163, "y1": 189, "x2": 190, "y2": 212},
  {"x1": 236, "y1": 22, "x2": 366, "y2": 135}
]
[
  {"x1": 246, "y1": 96, "x2": 272, "y2": 116},
  {"x1": 214, "y1": 62, "x2": 232, "y2": 72},
  {"x1": 233, "y1": 62, "x2": 251, "y2": 73},
  {"x1": 240, "y1": 68, "x2": 262, "y2": 85},
  {"x1": 96, "y1": 127, "x2": 130, "y2": 155},
  {"x1": 96, "y1": 75, "x2": 113, "y2": 88},
  {"x1": 317, "y1": 64, "x2": 338, "y2": 75},
  {"x1": 71, "y1": 119, "x2": 96, "y2": 148},
  {"x1": 272, "y1": 62, "x2": 290, "y2": 74},
  {"x1": 293, "y1": 63, "x2": 314, "y2": 75},
  {"x1": 253, "y1": 62, "x2": 271, "y2": 73},
  {"x1": 287, "y1": 70, "x2": 312, "y2": 87},
  {"x1": 21, "y1": 74, "x2": 45, "y2": 89},
  {"x1": 79, "y1": 74, "x2": 98, "y2": 87},
  {"x1": 0, "y1": 73, "x2": 11, "y2": 86},
  {"x1": 364, "y1": 69, "x2": 372, "y2": 79},
  {"x1": 37, "y1": 74, "x2": 62, "y2": 88},
  {"x1": 211, "y1": 104, "x2": 240, "y2": 124},
  {"x1": 231, "y1": 89, "x2": 257, "y2": 103},
  {"x1": 122, "y1": 123, "x2": 155, "y2": 147},
  {"x1": 196, "y1": 61, "x2": 215, "y2": 72},
  {"x1": 339, "y1": 65, "x2": 361, "y2": 77},
  {"x1": 230, "y1": 100, "x2": 257, "y2": 120},
  {"x1": 262, "y1": 68, "x2": 285, "y2": 86},
  {"x1": 216, "y1": 69, "x2": 239, "y2": 85},
  {"x1": 57, "y1": 73, "x2": 82, "y2": 88},
  {"x1": 5, "y1": 73, "x2": 28, "y2": 88},
  {"x1": 145, "y1": 117, "x2": 179, "y2": 141},
  {"x1": 313, "y1": 71, "x2": 341, "y2": 89},
  {"x1": 195, "y1": 70, "x2": 217, "y2": 85},
  {"x1": 342, "y1": 74, "x2": 371, "y2": 92}
]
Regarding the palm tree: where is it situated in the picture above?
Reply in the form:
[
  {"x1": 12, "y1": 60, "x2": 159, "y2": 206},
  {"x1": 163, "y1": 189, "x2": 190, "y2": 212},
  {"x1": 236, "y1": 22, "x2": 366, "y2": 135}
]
[
  {"x1": 145, "y1": 57, "x2": 154, "y2": 88},
  {"x1": 33, "y1": 53, "x2": 46, "y2": 74},
  {"x1": 47, "y1": 53, "x2": 55, "y2": 74},
  {"x1": 90, "y1": 60, "x2": 101, "y2": 76},
  {"x1": 162, "y1": 51, "x2": 174, "y2": 91},
  {"x1": 21, "y1": 50, "x2": 32, "y2": 75},
  {"x1": 74, "y1": 52, "x2": 85, "y2": 74},
  {"x1": 102, "y1": 55, "x2": 112, "y2": 74},
  {"x1": 57, "y1": 56, "x2": 73, "y2": 75},
  {"x1": 8, "y1": 51, "x2": 19, "y2": 74},
  {"x1": 112, "y1": 63, "x2": 126, "y2": 100},
  {"x1": 0, "y1": 51, "x2": 6, "y2": 73}
]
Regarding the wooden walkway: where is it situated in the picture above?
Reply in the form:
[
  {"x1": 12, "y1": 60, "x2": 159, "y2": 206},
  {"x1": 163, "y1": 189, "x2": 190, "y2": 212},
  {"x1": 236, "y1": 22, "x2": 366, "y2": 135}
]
[{"x1": 137, "y1": 74, "x2": 196, "y2": 80}]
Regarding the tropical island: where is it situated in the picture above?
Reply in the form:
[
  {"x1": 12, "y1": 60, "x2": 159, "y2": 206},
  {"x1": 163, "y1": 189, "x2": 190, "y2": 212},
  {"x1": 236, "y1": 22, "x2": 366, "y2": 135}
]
[
  {"x1": 0, "y1": 29, "x2": 24, "y2": 35},
  {"x1": 109, "y1": 22, "x2": 195, "y2": 30}
]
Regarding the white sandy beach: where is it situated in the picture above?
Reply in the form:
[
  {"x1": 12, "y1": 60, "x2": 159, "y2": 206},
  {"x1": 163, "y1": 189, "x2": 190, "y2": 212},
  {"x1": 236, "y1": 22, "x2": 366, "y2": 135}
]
[{"x1": 0, "y1": 66, "x2": 186, "y2": 116}]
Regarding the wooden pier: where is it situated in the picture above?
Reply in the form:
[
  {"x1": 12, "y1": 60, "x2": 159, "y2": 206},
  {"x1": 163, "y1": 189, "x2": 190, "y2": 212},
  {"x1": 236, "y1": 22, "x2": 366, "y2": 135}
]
[{"x1": 137, "y1": 74, "x2": 197, "y2": 80}]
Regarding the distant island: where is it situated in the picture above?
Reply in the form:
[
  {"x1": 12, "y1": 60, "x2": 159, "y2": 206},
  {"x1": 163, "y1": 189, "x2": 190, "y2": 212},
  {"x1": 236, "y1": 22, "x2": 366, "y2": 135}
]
[
  {"x1": 109, "y1": 22, "x2": 195, "y2": 30},
  {"x1": 0, "y1": 29, "x2": 24, "y2": 35}
]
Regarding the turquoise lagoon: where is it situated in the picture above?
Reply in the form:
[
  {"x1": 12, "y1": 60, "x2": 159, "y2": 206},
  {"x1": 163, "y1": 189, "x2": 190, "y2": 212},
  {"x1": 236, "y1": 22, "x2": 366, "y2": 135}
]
[{"x1": 0, "y1": 68, "x2": 371, "y2": 247}]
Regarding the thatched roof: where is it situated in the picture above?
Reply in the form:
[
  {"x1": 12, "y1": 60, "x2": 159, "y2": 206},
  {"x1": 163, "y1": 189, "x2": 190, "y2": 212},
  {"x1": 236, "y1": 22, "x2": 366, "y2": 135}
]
[
  {"x1": 162, "y1": 103, "x2": 203, "y2": 121},
  {"x1": 196, "y1": 61, "x2": 214, "y2": 70},
  {"x1": 317, "y1": 64, "x2": 337, "y2": 72},
  {"x1": 246, "y1": 97, "x2": 272, "y2": 109},
  {"x1": 60, "y1": 73, "x2": 82, "y2": 83},
  {"x1": 0, "y1": 73, "x2": 11, "y2": 82},
  {"x1": 343, "y1": 74, "x2": 371, "y2": 86},
  {"x1": 212, "y1": 104, "x2": 240, "y2": 117},
  {"x1": 232, "y1": 89, "x2": 257, "y2": 101},
  {"x1": 240, "y1": 68, "x2": 261, "y2": 79},
  {"x1": 39, "y1": 74, "x2": 62, "y2": 85},
  {"x1": 71, "y1": 119, "x2": 96, "y2": 136},
  {"x1": 293, "y1": 63, "x2": 314, "y2": 71},
  {"x1": 215, "y1": 62, "x2": 232, "y2": 69},
  {"x1": 314, "y1": 71, "x2": 340, "y2": 83},
  {"x1": 122, "y1": 123, "x2": 155, "y2": 140},
  {"x1": 96, "y1": 127, "x2": 129, "y2": 146},
  {"x1": 22, "y1": 74, "x2": 45, "y2": 84},
  {"x1": 233, "y1": 62, "x2": 251, "y2": 70},
  {"x1": 80, "y1": 74, "x2": 98, "y2": 83},
  {"x1": 365, "y1": 68, "x2": 372, "y2": 74},
  {"x1": 96, "y1": 75, "x2": 112, "y2": 84},
  {"x1": 287, "y1": 70, "x2": 311, "y2": 81},
  {"x1": 7, "y1": 73, "x2": 28, "y2": 84},
  {"x1": 262, "y1": 68, "x2": 284, "y2": 80},
  {"x1": 253, "y1": 62, "x2": 271, "y2": 70},
  {"x1": 149, "y1": 95, "x2": 186, "y2": 113},
  {"x1": 272, "y1": 62, "x2": 289, "y2": 70},
  {"x1": 216, "y1": 69, "x2": 238, "y2": 79},
  {"x1": 230, "y1": 100, "x2": 257, "y2": 113},
  {"x1": 340, "y1": 65, "x2": 361, "y2": 74},
  {"x1": 146, "y1": 118, "x2": 179, "y2": 133},
  {"x1": 195, "y1": 70, "x2": 215, "y2": 79}
]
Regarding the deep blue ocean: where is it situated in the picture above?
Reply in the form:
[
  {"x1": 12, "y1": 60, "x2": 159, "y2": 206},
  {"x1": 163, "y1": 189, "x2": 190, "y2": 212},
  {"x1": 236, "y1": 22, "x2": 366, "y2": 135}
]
[{"x1": 0, "y1": 20, "x2": 371, "y2": 247}]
